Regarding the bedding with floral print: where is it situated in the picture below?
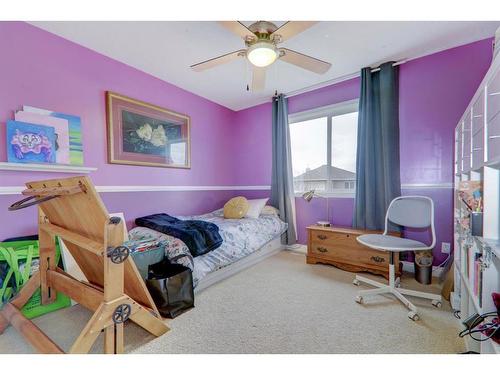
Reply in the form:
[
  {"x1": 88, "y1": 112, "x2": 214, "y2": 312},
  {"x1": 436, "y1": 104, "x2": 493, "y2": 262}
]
[
  {"x1": 128, "y1": 226, "x2": 194, "y2": 270},
  {"x1": 129, "y1": 209, "x2": 287, "y2": 287},
  {"x1": 186, "y1": 209, "x2": 287, "y2": 285}
]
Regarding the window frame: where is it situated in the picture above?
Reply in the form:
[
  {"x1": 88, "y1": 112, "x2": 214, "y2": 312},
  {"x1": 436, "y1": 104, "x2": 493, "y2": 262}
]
[{"x1": 288, "y1": 99, "x2": 359, "y2": 199}]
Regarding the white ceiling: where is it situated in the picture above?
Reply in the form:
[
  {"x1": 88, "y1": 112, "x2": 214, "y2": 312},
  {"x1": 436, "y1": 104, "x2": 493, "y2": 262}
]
[{"x1": 31, "y1": 21, "x2": 500, "y2": 111}]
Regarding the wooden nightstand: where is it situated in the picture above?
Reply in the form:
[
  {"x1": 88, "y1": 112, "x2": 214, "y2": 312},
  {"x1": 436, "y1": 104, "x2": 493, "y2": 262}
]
[{"x1": 306, "y1": 225, "x2": 401, "y2": 280}]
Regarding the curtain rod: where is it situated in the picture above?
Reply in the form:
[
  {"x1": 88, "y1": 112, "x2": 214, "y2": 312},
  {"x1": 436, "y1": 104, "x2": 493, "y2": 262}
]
[
  {"x1": 369, "y1": 59, "x2": 407, "y2": 73},
  {"x1": 285, "y1": 59, "x2": 407, "y2": 99}
]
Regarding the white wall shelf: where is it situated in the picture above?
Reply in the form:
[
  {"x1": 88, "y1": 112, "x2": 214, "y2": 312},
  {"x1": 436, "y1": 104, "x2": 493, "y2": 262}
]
[
  {"x1": 454, "y1": 50, "x2": 500, "y2": 354},
  {"x1": 0, "y1": 162, "x2": 96, "y2": 174},
  {"x1": 456, "y1": 266, "x2": 483, "y2": 315},
  {"x1": 481, "y1": 237, "x2": 500, "y2": 259}
]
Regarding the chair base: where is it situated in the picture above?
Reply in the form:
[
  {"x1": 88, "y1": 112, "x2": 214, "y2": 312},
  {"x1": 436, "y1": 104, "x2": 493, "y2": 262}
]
[{"x1": 353, "y1": 264, "x2": 442, "y2": 321}]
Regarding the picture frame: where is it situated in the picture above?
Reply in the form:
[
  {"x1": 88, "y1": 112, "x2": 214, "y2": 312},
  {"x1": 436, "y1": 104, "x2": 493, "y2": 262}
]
[
  {"x1": 6, "y1": 120, "x2": 57, "y2": 164},
  {"x1": 106, "y1": 91, "x2": 191, "y2": 168}
]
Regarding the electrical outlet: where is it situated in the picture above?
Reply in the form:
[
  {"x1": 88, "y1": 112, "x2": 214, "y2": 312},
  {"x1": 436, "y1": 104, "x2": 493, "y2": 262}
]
[{"x1": 442, "y1": 242, "x2": 451, "y2": 254}]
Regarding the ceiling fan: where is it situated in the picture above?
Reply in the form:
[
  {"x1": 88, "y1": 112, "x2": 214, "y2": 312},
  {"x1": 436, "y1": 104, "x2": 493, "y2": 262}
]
[{"x1": 190, "y1": 21, "x2": 332, "y2": 91}]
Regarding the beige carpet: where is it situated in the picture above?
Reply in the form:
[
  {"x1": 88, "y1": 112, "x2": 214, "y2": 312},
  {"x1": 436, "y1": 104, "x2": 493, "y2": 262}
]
[{"x1": 0, "y1": 251, "x2": 465, "y2": 354}]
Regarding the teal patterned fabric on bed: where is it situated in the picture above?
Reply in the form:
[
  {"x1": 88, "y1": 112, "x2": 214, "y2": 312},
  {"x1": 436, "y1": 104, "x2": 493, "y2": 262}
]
[
  {"x1": 128, "y1": 227, "x2": 193, "y2": 269},
  {"x1": 129, "y1": 209, "x2": 287, "y2": 287}
]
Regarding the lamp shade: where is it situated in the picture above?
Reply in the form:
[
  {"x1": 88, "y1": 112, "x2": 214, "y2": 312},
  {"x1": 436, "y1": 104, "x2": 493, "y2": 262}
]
[
  {"x1": 302, "y1": 190, "x2": 315, "y2": 202},
  {"x1": 247, "y1": 42, "x2": 278, "y2": 67}
]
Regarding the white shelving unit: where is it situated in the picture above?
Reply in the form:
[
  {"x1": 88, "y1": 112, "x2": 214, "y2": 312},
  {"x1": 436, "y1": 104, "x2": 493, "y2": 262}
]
[
  {"x1": 0, "y1": 162, "x2": 96, "y2": 174},
  {"x1": 454, "y1": 47, "x2": 500, "y2": 354}
]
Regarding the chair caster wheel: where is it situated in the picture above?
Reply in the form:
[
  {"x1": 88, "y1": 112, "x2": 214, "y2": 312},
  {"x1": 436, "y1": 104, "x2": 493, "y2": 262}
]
[
  {"x1": 432, "y1": 300, "x2": 442, "y2": 308},
  {"x1": 353, "y1": 279, "x2": 360, "y2": 286},
  {"x1": 408, "y1": 311, "x2": 419, "y2": 321},
  {"x1": 355, "y1": 296, "x2": 363, "y2": 304},
  {"x1": 395, "y1": 278, "x2": 401, "y2": 288}
]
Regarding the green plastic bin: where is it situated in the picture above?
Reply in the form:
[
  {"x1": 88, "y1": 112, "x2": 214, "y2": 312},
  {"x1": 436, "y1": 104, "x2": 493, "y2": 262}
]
[{"x1": 0, "y1": 239, "x2": 71, "y2": 319}]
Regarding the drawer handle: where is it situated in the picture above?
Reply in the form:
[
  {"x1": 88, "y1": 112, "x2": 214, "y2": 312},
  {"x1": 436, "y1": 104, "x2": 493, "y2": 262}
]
[
  {"x1": 317, "y1": 247, "x2": 328, "y2": 253},
  {"x1": 317, "y1": 234, "x2": 328, "y2": 240},
  {"x1": 371, "y1": 256, "x2": 385, "y2": 263}
]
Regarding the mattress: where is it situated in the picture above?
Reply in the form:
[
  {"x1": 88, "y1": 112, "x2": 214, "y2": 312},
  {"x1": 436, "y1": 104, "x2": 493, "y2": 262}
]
[{"x1": 129, "y1": 209, "x2": 287, "y2": 286}]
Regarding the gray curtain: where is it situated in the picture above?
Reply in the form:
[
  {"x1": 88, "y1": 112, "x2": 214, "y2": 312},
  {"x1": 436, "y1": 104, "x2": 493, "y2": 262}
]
[
  {"x1": 353, "y1": 62, "x2": 401, "y2": 230},
  {"x1": 271, "y1": 94, "x2": 297, "y2": 245}
]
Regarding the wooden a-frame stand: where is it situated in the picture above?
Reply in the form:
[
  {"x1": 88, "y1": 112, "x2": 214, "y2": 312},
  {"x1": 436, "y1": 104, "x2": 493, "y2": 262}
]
[{"x1": 0, "y1": 176, "x2": 169, "y2": 354}]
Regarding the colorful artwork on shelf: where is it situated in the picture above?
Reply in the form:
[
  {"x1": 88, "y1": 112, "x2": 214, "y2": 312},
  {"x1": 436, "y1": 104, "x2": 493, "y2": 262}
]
[
  {"x1": 14, "y1": 111, "x2": 70, "y2": 165},
  {"x1": 23, "y1": 105, "x2": 83, "y2": 165},
  {"x1": 6, "y1": 120, "x2": 56, "y2": 164}
]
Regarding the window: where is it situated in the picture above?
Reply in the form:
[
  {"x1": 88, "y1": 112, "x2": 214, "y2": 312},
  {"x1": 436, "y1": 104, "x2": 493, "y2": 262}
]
[
  {"x1": 344, "y1": 181, "x2": 355, "y2": 189},
  {"x1": 289, "y1": 100, "x2": 358, "y2": 197}
]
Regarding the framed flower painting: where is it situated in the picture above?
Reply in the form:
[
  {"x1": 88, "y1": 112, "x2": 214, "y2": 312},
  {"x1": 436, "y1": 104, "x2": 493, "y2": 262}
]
[{"x1": 106, "y1": 91, "x2": 191, "y2": 168}]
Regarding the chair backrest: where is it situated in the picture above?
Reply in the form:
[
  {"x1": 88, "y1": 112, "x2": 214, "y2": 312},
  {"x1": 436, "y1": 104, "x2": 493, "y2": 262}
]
[{"x1": 384, "y1": 196, "x2": 435, "y2": 249}]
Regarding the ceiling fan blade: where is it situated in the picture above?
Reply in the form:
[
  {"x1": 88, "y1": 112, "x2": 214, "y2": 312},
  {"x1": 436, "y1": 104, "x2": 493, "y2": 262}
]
[
  {"x1": 251, "y1": 67, "x2": 266, "y2": 91},
  {"x1": 218, "y1": 21, "x2": 255, "y2": 40},
  {"x1": 279, "y1": 48, "x2": 331, "y2": 74},
  {"x1": 271, "y1": 21, "x2": 317, "y2": 43},
  {"x1": 190, "y1": 50, "x2": 246, "y2": 72}
]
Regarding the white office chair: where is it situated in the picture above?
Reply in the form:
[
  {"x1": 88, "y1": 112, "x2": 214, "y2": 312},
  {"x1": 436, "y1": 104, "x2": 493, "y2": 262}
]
[{"x1": 353, "y1": 196, "x2": 442, "y2": 321}]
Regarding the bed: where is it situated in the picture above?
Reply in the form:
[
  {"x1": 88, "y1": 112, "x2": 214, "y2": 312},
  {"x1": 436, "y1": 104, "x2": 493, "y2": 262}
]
[{"x1": 129, "y1": 208, "x2": 288, "y2": 291}]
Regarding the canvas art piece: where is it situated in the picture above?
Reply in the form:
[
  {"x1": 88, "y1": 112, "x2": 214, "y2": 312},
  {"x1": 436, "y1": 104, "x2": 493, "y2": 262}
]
[
  {"x1": 6, "y1": 120, "x2": 56, "y2": 164},
  {"x1": 14, "y1": 111, "x2": 71, "y2": 164},
  {"x1": 106, "y1": 91, "x2": 191, "y2": 168},
  {"x1": 23, "y1": 105, "x2": 84, "y2": 165}
]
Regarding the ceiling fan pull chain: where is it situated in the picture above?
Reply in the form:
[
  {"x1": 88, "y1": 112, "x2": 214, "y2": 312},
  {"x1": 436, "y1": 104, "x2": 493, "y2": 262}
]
[
  {"x1": 275, "y1": 60, "x2": 280, "y2": 95},
  {"x1": 245, "y1": 57, "x2": 250, "y2": 91}
]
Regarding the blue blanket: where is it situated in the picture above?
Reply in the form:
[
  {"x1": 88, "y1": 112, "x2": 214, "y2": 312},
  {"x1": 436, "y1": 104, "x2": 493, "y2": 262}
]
[{"x1": 135, "y1": 214, "x2": 223, "y2": 257}]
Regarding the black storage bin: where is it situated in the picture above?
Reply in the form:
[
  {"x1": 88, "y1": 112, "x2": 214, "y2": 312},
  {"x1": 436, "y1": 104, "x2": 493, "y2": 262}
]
[
  {"x1": 414, "y1": 254, "x2": 433, "y2": 285},
  {"x1": 146, "y1": 259, "x2": 194, "y2": 319}
]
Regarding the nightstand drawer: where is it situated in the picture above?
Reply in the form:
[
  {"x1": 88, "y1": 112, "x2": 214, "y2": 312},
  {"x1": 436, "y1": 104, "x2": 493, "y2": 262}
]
[
  {"x1": 306, "y1": 225, "x2": 400, "y2": 279},
  {"x1": 310, "y1": 242, "x2": 389, "y2": 268},
  {"x1": 310, "y1": 243, "x2": 337, "y2": 257},
  {"x1": 310, "y1": 230, "x2": 356, "y2": 247}
]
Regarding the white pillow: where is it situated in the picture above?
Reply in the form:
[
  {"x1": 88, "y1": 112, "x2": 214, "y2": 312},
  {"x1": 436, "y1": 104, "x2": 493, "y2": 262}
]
[
  {"x1": 245, "y1": 198, "x2": 269, "y2": 219},
  {"x1": 261, "y1": 205, "x2": 280, "y2": 216}
]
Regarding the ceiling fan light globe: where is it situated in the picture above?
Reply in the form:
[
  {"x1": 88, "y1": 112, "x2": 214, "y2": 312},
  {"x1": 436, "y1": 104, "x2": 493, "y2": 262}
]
[{"x1": 247, "y1": 42, "x2": 278, "y2": 67}]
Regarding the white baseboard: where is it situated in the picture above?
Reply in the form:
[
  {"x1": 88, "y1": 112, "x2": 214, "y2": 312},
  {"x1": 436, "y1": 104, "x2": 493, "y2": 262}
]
[
  {"x1": 401, "y1": 260, "x2": 444, "y2": 278},
  {"x1": 286, "y1": 244, "x2": 307, "y2": 253}
]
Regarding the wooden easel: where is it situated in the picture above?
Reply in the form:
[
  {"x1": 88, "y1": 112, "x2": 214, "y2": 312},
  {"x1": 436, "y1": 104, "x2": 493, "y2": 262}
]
[{"x1": 0, "y1": 176, "x2": 169, "y2": 354}]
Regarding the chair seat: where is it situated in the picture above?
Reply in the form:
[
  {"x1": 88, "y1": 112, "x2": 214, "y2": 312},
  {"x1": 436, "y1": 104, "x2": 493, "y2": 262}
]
[{"x1": 357, "y1": 234, "x2": 429, "y2": 252}]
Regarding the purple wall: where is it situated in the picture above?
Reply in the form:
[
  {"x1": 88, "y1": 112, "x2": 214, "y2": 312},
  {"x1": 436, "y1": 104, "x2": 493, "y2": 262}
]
[
  {"x1": 234, "y1": 39, "x2": 493, "y2": 264},
  {"x1": 395, "y1": 39, "x2": 492, "y2": 261},
  {"x1": 0, "y1": 22, "x2": 494, "y2": 266},
  {"x1": 399, "y1": 38, "x2": 493, "y2": 186},
  {"x1": 231, "y1": 77, "x2": 361, "y2": 186},
  {"x1": 0, "y1": 189, "x2": 267, "y2": 240},
  {"x1": 0, "y1": 22, "x2": 243, "y2": 239}
]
